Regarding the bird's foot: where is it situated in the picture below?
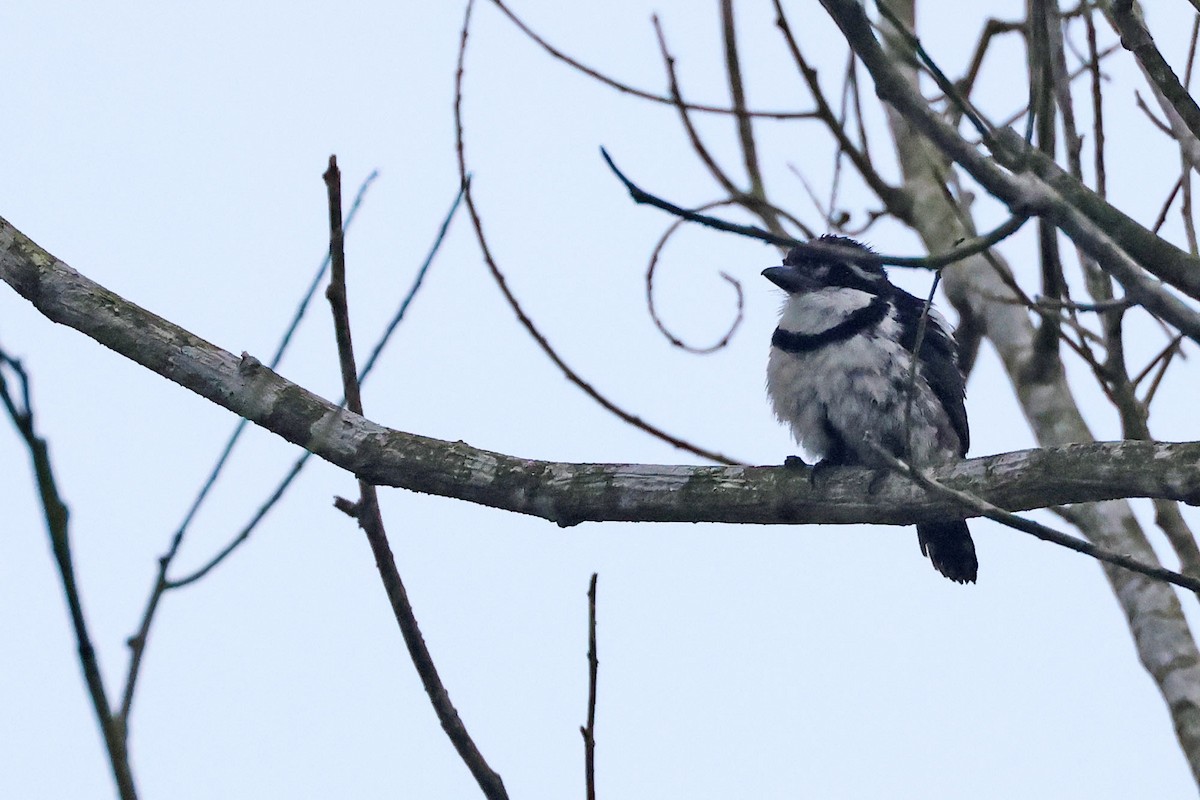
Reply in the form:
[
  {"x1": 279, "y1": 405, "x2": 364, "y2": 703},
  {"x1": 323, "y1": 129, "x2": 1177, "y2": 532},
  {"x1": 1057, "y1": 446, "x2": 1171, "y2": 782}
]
[
  {"x1": 808, "y1": 457, "x2": 843, "y2": 488},
  {"x1": 783, "y1": 455, "x2": 809, "y2": 471},
  {"x1": 866, "y1": 468, "x2": 890, "y2": 495}
]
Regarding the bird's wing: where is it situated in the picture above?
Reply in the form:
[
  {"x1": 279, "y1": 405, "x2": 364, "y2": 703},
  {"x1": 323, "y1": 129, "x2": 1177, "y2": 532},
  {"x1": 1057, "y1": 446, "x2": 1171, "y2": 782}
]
[{"x1": 893, "y1": 290, "x2": 970, "y2": 456}]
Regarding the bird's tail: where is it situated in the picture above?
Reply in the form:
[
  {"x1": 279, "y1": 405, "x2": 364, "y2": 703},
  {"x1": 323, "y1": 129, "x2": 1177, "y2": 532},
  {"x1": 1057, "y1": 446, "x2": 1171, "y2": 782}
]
[{"x1": 917, "y1": 521, "x2": 978, "y2": 584}]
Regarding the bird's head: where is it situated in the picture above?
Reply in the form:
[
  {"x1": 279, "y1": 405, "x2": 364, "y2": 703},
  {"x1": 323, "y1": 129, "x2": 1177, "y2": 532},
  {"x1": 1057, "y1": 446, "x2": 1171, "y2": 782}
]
[{"x1": 762, "y1": 235, "x2": 889, "y2": 296}]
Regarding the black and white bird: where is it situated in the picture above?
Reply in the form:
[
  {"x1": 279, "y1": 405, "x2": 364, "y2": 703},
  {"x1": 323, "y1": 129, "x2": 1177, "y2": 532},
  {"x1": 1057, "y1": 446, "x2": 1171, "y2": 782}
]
[{"x1": 763, "y1": 235, "x2": 977, "y2": 583}]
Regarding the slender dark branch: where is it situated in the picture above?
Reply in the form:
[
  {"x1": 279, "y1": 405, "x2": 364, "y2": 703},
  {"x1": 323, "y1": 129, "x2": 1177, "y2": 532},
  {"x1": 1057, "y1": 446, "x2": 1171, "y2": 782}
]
[
  {"x1": 605, "y1": 145, "x2": 1031, "y2": 269},
  {"x1": 1082, "y1": 10, "x2": 1106, "y2": 198},
  {"x1": 652, "y1": 11, "x2": 792, "y2": 238},
  {"x1": 772, "y1": 0, "x2": 910, "y2": 218},
  {"x1": 168, "y1": 451, "x2": 309, "y2": 589},
  {"x1": 0, "y1": 349, "x2": 138, "y2": 800},
  {"x1": 323, "y1": 157, "x2": 363, "y2": 415},
  {"x1": 873, "y1": 1, "x2": 995, "y2": 143},
  {"x1": 1032, "y1": 295, "x2": 1133, "y2": 313},
  {"x1": 1142, "y1": 335, "x2": 1185, "y2": 407},
  {"x1": 1152, "y1": 176, "x2": 1185, "y2": 234},
  {"x1": 652, "y1": 17, "x2": 746, "y2": 207},
  {"x1": 721, "y1": 0, "x2": 761, "y2": 197},
  {"x1": 867, "y1": 443, "x2": 1200, "y2": 594},
  {"x1": 581, "y1": 573, "x2": 599, "y2": 800},
  {"x1": 1108, "y1": 0, "x2": 1200, "y2": 146},
  {"x1": 1186, "y1": 13, "x2": 1200, "y2": 91},
  {"x1": 615, "y1": 144, "x2": 1031, "y2": 265},
  {"x1": 119, "y1": 169, "x2": 380, "y2": 723},
  {"x1": 1183, "y1": 151, "x2": 1199, "y2": 256},
  {"x1": 168, "y1": 184, "x2": 463, "y2": 589},
  {"x1": 324, "y1": 149, "x2": 508, "y2": 800},
  {"x1": 1136, "y1": 90, "x2": 1176, "y2": 135},
  {"x1": 717, "y1": 0, "x2": 785, "y2": 237},
  {"x1": 455, "y1": 9, "x2": 742, "y2": 466},
  {"x1": 828, "y1": 51, "x2": 859, "y2": 221},
  {"x1": 486, "y1": 0, "x2": 817, "y2": 120},
  {"x1": 602, "y1": 147, "x2": 794, "y2": 247},
  {"x1": 901, "y1": 273, "x2": 942, "y2": 457},
  {"x1": 955, "y1": 17, "x2": 1025, "y2": 103},
  {"x1": 172, "y1": 169, "x2": 380, "y2": 558},
  {"x1": 1133, "y1": 333, "x2": 1186, "y2": 389}
]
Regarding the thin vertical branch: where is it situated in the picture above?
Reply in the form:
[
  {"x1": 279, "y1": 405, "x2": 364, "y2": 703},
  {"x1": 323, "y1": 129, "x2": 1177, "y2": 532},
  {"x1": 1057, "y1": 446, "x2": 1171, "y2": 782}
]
[
  {"x1": 166, "y1": 183, "x2": 463, "y2": 588},
  {"x1": 581, "y1": 573, "x2": 599, "y2": 800},
  {"x1": 0, "y1": 351, "x2": 138, "y2": 800},
  {"x1": 653, "y1": 17, "x2": 742, "y2": 203},
  {"x1": 772, "y1": 0, "x2": 911, "y2": 220},
  {"x1": 1028, "y1": 0, "x2": 1066, "y2": 359},
  {"x1": 1085, "y1": 10, "x2": 1106, "y2": 197},
  {"x1": 322, "y1": 156, "x2": 508, "y2": 800},
  {"x1": 719, "y1": 0, "x2": 785, "y2": 237},
  {"x1": 120, "y1": 170, "x2": 380, "y2": 724}
]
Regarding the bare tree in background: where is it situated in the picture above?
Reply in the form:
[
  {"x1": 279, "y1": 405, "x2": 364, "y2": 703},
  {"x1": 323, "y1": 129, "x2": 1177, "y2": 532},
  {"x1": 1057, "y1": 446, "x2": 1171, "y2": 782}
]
[
  {"x1": 5, "y1": 0, "x2": 1200, "y2": 795},
  {"x1": 470, "y1": 0, "x2": 1200, "y2": 784}
]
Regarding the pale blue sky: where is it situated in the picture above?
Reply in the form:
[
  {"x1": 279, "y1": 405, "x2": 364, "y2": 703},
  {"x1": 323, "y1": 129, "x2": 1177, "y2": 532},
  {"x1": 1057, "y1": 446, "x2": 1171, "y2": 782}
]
[{"x1": 3, "y1": 1, "x2": 1199, "y2": 798}]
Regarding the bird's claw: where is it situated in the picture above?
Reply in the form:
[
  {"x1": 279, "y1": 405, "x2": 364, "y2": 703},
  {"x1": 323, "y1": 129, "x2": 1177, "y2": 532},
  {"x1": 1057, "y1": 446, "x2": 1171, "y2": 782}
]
[
  {"x1": 808, "y1": 458, "x2": 841, "y2": 488},
  {"x1": 783, "y1": 455, "x2": 809, "y2": 471},
  {"x1": 865, "y1": 468, "x2": 889, "y2": 495}
]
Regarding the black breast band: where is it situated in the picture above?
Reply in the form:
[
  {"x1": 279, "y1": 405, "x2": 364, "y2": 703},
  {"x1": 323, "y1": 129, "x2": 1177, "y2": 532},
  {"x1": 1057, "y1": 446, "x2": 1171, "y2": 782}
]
[{"x1": 771, "y1": 296, "x2": 889, "y2": 353}]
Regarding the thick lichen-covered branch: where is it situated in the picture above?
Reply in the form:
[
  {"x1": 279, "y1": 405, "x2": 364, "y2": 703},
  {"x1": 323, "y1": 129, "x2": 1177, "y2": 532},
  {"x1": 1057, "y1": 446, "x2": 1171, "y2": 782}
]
[{"x1": 3, "y1": 214, "x2": 1200, "y2": 530}]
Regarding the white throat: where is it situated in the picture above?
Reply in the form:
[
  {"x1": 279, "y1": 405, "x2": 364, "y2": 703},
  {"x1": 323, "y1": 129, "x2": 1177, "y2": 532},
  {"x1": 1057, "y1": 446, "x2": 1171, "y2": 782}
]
[{"x1": 776, "y1": 287, "x2": 877, "y2": 335}]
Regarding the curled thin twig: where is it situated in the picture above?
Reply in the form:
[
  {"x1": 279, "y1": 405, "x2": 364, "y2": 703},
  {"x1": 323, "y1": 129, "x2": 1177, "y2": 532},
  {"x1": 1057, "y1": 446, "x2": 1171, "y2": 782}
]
[{"x1": 646, "y1": 202, "x2": 745, "y2": 354}]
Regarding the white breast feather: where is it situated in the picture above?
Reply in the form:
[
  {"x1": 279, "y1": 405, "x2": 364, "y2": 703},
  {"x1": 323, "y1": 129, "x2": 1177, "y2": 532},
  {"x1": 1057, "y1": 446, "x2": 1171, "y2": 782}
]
[{"x1": 767, "y1": 289, "x2": 958, "y2": 465}]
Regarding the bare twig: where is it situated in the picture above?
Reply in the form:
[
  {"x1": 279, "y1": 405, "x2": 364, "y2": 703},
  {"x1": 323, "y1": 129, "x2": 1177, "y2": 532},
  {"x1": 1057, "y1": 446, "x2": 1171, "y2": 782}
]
[
  {"x1": 581, "y1": 573, "x2": 599, "y2": 800},
  {"x1": 119, "y1": 169, "x2": 380, "y2": 723},
  {"x1": 602, "y1": 147, "x2": 1029, "y2": 268},
  {"x1": 866, "y1": 442, "x2": 1200, "y2": 594},
  {"x1": 0, "y1": 349, "x2": 138, "y2": 800},
  {"x1": 995, "y1": 43, "x2": 1120, "y2": 130},
  {"x1": 1032, "y1": 295, "x2": 1133, "y2": 313},
  {"x1": 455, "y1": 2, "x2": 743, "y2": 465},
  {"x1": 166, "y1": 183, "x2": 463, "y2": 588},
  {"x1": 772, "y1": 0, "x2": 910, "y2": 219},
  {"x1": 717, "y1": 0, "x2": 787, "y2": 237},
  {"x1": 1153, "y1": 176, "x2": 1185, "y2": 234},
  {"x1": 487, "y1": 0, "x2": 816, "y2": 120},
  {"x1": 955, "y1": 17, "x2": 1025, "y2": 103},
  {"x1": 1085, "y1": 9, "x2": 1107, "y2": 197},
  {"x1": 1137, "y1": 90, "x2": 1177, "y2": 135},
  {"x1": 171, "y1": 170, "x2": 380, "y2": 551},
  {"x1": 323, "y1": 154, "x2": 508, "y2": 800},
  {"x1": 652, "y1": 17, "x2": 746, "y2": 212},
  {"x1": 1108, "y1": 0, "x2": 1200, "y2": 147},
  {"x1": 1140, "y1": 335, "x2": 1187, "y2": 407}
]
